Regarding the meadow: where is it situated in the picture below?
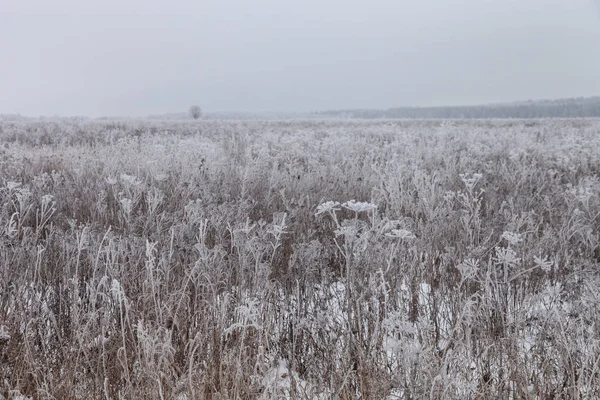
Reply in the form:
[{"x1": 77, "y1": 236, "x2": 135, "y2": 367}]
[{"x1": 0, "y1": 118, "x2": 599, "y2": 399}]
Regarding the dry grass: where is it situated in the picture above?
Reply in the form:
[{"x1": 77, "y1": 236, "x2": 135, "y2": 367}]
[{"x1": 0, "y1": 118, "x2": 599, "y2": 399}]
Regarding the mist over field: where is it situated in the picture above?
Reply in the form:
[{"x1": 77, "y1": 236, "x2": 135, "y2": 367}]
[{"x1": 2, "y1": 0, "x2": 600, "y2": 117}]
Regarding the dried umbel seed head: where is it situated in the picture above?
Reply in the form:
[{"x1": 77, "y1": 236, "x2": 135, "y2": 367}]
[
  {"x1": 315, "y1": 201, "x2": 341, "y2": 216},
  {"x1": 502, "y1": 231, "x2": 523, "y2": 246},
  {"x1": 385, "y1": 229, "x2": 416, "y2": 240},
  {"x1": 341, "y1": 200, "x2": 377, "y2": 214}
]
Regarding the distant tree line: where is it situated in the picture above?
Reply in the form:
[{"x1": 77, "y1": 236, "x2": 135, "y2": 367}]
[{"x1": 315, "y1": 97, "x2": 600, "y2": 119}]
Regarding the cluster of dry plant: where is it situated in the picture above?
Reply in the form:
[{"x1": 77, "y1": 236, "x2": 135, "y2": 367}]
[{"x1": 0, "y1": 118, "x2": 599, "y2": 399}]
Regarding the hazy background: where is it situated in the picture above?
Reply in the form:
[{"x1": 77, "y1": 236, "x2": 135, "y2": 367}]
[{"x1": 1, "y1": 0, "x2": 600, "y2": 117}]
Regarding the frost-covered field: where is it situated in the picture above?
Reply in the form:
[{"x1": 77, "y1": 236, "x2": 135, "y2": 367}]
[{"x1": 0, "y1": 119, "x2": 599, "y2": 399}]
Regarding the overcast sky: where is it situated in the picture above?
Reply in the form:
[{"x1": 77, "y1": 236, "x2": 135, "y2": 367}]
[{"x1": 1, "y1": 0, "x2": 600, "y2": 117}]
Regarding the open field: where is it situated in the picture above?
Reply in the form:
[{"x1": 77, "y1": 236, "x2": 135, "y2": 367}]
[{"x1": 0, "y1": 119, "x2": 599, "y2": 399}]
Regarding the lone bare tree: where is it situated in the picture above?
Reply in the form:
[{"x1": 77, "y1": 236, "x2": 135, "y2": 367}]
[{"x1": 189, "y1": 105, "x2": 202, "y2": 120}]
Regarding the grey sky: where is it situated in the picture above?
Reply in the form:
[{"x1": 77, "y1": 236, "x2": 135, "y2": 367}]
[{"x1": 1, "y1": 0, "x2": 600, "y2": 117}]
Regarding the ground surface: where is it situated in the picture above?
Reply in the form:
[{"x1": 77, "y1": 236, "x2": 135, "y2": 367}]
[{"x1": 0, "y1": 119, "x2": 599, "y2": 399}]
